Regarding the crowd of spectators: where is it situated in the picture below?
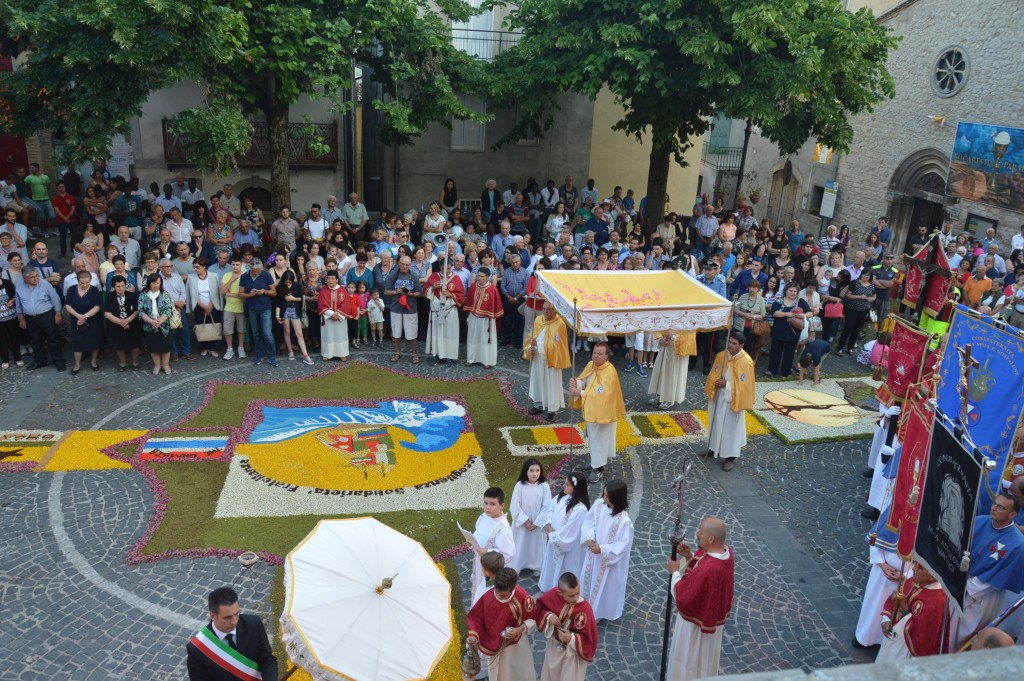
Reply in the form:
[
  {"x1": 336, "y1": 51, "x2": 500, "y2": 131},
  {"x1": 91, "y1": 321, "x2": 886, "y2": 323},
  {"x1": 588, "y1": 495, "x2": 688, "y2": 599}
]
[{"x1": 1, "y1": 163, "x2": 1021, "y2": 377}]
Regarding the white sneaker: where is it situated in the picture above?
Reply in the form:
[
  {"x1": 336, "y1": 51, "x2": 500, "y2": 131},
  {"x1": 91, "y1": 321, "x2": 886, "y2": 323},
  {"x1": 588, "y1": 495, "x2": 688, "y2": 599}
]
[
  {"x1": 200, "y1": 350, "x2": 208, "y2": 357},
  {"x1": 16, "y1": 360, "x2": 24, "y2": 367},
  {"x1": 1, "y1": 363, "x2": 7, "y2": 369},
  {"x1": 302, "y1": 355, "x2": 314, "y2": 366},
  {"x1": 223, "y1": 348, "x2": 235, "y2": 360},
  {"x1": 288, "y1": 351, "x2": 295, "y2": 361},
  {"x1": 238, "y1": 347, "x2": 247, "y2": 359},
  {"x1": 210, "y1": 350, "x2": 219, "y2": 358}
]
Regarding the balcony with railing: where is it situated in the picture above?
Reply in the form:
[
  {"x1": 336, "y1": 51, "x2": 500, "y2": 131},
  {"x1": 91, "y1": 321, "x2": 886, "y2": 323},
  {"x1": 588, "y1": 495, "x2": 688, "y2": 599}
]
[
  {"x1": 451, "y1": 28, "x2": 522, "y2": 62},
  {"x1": 162, "y1": 120, "x2": 339, "y2": 167},
  {"x1": 701, "y1": 141, "x2": 744, "y2": 171}
]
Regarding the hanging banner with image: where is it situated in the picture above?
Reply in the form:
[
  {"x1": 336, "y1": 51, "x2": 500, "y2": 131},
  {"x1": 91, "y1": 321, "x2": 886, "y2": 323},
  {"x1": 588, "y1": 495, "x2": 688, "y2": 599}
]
[
  {"x1": 876, "y1": 317, "x2": 931, "y2": 406},
  {"x1": 947, "y1": 121, "x2": 1024, "y2": 215},
  {"x1": 886, "y1": 397, "x2": 935, "y2": 560},
  {"x1": 935, "y1": 306, "x2": 1024, "y2": 512},
  {"x1": 913, "y1": 415, "x2": 982, "y2": 614}
]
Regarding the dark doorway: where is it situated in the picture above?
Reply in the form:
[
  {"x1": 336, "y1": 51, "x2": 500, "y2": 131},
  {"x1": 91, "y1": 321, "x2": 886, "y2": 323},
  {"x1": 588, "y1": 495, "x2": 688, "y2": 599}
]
[
  {"x1": 239, "y1": 187, "x2": 272, "y2": 214},
  {"x1": 903, "y1": 198, "x2": 945, "y2": 252},
  {"x1": 0, "y1": 135, "x2": 28, "y2": 182}
]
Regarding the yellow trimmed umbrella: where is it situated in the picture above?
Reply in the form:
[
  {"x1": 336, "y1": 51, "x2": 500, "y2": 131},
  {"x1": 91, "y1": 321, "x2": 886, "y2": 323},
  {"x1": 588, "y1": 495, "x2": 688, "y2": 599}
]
[{"x1": 281, "y1": 518, "x2": 452, "y2": 681}]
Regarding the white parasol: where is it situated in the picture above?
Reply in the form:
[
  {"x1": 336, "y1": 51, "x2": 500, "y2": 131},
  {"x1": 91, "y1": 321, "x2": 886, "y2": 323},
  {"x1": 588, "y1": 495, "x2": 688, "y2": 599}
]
[{"x1": 281, "y1": 517, "x2": 453, "y2": 681}]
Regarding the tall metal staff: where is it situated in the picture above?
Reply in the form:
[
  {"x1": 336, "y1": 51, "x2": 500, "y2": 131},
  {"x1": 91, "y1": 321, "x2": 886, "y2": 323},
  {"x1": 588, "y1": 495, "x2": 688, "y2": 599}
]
[
  {"x1": 658, "y1": 456, "x2": 693, "y2": 681},
  {"x1": 568, "y1": 298, "x2": 579, "y2": 459}
]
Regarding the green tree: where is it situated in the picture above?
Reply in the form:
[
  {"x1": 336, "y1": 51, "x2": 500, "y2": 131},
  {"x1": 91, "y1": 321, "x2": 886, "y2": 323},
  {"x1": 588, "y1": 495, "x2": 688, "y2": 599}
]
[
  {"x1": 0, "y1": 0, "x2": 486, "y2": 206},
  {"x1": 490, "y1": 0, "x2": 899, "y2": 230}
]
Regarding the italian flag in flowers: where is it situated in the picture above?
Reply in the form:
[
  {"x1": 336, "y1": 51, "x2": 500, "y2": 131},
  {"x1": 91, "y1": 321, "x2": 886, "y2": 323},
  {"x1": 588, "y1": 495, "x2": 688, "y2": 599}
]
[{"x1": 190, "y1": 626, "x2": 261, "y2": 681}]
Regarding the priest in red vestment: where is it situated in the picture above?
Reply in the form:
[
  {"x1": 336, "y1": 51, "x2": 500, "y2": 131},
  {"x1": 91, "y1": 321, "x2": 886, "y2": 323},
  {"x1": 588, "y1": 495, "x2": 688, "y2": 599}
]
[
  {"x1": 876, "y1": 563, "x2": 948, "y2": 662},
  {"x1": 466, "y1": 567, "x2": 538, "y2": 681},
  {"x1": 666, "y1": 516, "x2": 735, "y2": 681},
  {"x1": 536, "y1": 572, "x2": 598, "y2": 681},
  {"x1": 425, "y1": 261, "x2": 465, "y2": 363},
  {"x1": 463, "y1": 268, "x2": 504, "y2": 367}
]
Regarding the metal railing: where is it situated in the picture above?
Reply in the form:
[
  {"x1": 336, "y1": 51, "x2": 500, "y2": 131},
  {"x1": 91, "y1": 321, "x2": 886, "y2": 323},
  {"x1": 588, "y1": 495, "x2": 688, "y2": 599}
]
[
  {"x1": 162, "y1": 120, "x2": 339, "y2": 167},
  {"x1": 701, "y1": 141, "x2": 744, "y2": 171},
  {"x1": 451, "y1": 28, "x2": 522, "y2": 61}
]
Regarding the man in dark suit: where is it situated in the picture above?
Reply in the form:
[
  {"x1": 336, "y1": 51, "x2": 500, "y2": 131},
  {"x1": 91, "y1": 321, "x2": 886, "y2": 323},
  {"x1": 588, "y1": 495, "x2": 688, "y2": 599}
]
[{"x1": 186, "y1": 586, "x2": 278, "y2": 680}]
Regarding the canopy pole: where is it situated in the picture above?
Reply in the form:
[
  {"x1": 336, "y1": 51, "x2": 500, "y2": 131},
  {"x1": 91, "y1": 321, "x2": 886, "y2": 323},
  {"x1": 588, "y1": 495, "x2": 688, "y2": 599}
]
[{"x1": 569, "y1": 298, "x2": 579, "y2": 460}]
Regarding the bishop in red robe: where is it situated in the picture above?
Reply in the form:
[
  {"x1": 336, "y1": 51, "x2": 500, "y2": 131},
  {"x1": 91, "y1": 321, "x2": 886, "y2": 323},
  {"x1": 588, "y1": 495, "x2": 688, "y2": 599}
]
[{"x1": 425, "y1": 264, "x2": 465, "y2": 362}]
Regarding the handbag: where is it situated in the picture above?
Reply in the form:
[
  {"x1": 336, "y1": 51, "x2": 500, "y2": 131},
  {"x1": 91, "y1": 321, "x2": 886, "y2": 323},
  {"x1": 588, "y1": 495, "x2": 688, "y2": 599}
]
[
  {"x1": 788, "y1": 312, "x2": 805, "y2": 331},
  {"x1": 169, "y1": 308, "x2": 182, "y2": 330},
  {"x1": 194, "y1": 314, "x2": 221, "y2": 342},
  {"x1": 824, "y1": 302, "x2": 844, "y2": 318},
  {"x1": 752, "y1": 320, "x2": 770, "y2": 336},
  {"x1": 808, "y1": 316, "x2": 823, "y2": 332}
]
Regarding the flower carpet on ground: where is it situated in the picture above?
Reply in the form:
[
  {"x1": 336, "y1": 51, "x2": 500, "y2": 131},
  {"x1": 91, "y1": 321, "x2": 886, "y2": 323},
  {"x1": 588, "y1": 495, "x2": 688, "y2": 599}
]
[{"x1": 752, "y1": 377, "x2": 882, "y2": 444}]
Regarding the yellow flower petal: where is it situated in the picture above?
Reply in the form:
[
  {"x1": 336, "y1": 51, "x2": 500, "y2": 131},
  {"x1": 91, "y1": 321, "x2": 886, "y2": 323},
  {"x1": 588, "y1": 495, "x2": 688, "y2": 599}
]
[{"x1": 39, "y1": 430, "x2": 144, "y2": 471}]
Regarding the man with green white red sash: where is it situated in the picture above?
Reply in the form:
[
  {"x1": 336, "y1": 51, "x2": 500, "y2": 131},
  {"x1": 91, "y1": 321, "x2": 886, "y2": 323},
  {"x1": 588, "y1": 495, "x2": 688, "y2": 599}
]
[{"x1": 187, "y1": 587, "x2": 278, "y2": 681}]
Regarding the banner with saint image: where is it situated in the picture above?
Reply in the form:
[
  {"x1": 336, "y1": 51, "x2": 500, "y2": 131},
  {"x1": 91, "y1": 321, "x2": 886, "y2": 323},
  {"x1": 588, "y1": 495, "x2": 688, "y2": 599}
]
[
  {"x1": 913, "y1": 415, "x2": 982, "y2": 614},
  {"x1": 946, "y1": 121, "x2": 1024, "y2": 214},
  {"x1": 935, "y1": 306, "x2": 1024, "y2": 512},
  {"x1": 876, "y1": 317, "x2": 931, "y2": 406},
  {"x1": 886, "y1": 397, "x2": 934, "y2": 560}
]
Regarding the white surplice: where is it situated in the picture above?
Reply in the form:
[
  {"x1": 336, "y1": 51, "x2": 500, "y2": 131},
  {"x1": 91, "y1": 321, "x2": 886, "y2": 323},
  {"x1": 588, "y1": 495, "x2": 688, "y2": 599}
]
[
  {"x1": 868, "y1": 436, "x2": 901, "y2": 510},
  {"x1": 647, "y1": 348, "x2": 688, "y2": 405},
  {"x1": 528, "y1": 326, "x2": 566, "y2": 412},
  {"x1": 854, "y1": 546, "x2": 912, "y2": 646},
  {"x1": 320, "y1": 315, "x2": 349, "y2": 359},
  {"x1": 580, "y1": 500, "x2": 634, "y2": 621},
  {"x1": 427, "y1": 294, "x2": 460, "y2": 359},
  {"x1": 467, "y1": 315, "x2": 498, "y2": 366},
  {"x1": 538, "y1": 496, "x2": 589, "y2": 592},
  {"x1": 666, "y1": 549, "x2": 730, "y2": 681},
  {"x1": 509, "y1": 481, "x2": 553, "y2": 572},
  {"x1": 471, "y1": 513, "x2": 516, "y2": 606},
  {"x1": 706, "y1": 359, "x2": 746, "y2": 459}
]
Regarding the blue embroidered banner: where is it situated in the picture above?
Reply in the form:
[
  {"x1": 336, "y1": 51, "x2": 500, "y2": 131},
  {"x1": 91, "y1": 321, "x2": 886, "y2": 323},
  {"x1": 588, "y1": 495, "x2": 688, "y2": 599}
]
[{"x1": 935, "y1": 306, "x2": 1024, "y2": 510}]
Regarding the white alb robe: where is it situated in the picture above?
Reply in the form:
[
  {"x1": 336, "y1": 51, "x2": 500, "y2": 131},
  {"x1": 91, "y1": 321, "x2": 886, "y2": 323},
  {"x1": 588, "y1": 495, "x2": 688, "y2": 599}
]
[
  {"x1": 647, "y1": 347, "x2": 688, "y2": 405},
  {"x1": 528, "y1": 326, "x2": 566, "y2": 412},
  {"x1": 854, "y1": 547, "x2": 912, "y2": 646},
  {"x1": 666, "y1": 549, "x2": 730, "y2": 681},
  {"x1": 955, "y1": 577, "x2": 1013, "y2": 646},
  {"x1": 320, "y1": 315, "x2": 350, "y2": 359},
  {"x1": 868, "y1": 437, "x2": 901, "y2": 511},
  {"x1": 471, "y1": 513, "x2": 516, "y2": 606},
  {"x1": 466, "y1": 315, "x2": 498, "y2": 366},
  {"x1": 580, "y1": 500, "x2": 634, "y2": 621},
  {"x1": 706, "y1": 359, "x2": 746, "y2": 459},
  {"x1": 509, "y1": 481, "x2": 552, "y2": 572},
  {"x1": 577, "y1": 372, "x2": 617, "y2": 469},
  {"x1": 538, "y1": 496, "x2": 588, "y2": 592},
  {"x1": 486, "y1": 634, "x2": 537, "y2": 681},
  {"x1": 427, "y1": 294, "x2": 460, "y2": 359}
]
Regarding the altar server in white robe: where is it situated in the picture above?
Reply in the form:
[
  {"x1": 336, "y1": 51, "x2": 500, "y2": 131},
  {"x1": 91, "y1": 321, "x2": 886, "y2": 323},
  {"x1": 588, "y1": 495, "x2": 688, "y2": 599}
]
[
  {"x1": 539, "y1": 471, "x2": 592, "y2": 592},
  {"x1": 508, "y1": 458, "x2": 553, "y2": 573},
  {"x1": 471, "y1": 486, "x2": 516, "y2": 606},
  {"x1": 580, "y1": 480, "x2": 634, "y2": 621}
]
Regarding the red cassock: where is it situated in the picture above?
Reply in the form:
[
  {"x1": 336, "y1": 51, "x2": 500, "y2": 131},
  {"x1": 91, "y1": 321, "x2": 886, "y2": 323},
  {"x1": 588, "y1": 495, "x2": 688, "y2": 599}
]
[
  {"x1": 463, "y1": 281, "x2": 504, "y2": 319},
  {"x1": 426, "y1": 271, "x2": 466, "y2": 306},
  {"x1": 674, "y1": 548, "x2": 735, "y2": 633},
  {"x1": 882, "y1": 580, "x2": 948, "y2": 657},
  {"x1": 466, "y1": 586, "x2": 537, "y2": 657},
  {"x1": 536, "y1": 588, "x2": 599, "y2": 662},
  {"x1": 317, "y1": 285, "x2": 350, "y2": 324}
]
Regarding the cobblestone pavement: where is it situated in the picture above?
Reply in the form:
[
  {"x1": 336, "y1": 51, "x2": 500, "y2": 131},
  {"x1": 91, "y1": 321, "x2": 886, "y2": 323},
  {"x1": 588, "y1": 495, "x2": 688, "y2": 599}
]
[{"x1": 0, "y1": 341, "x2": 879, "y2": 679}]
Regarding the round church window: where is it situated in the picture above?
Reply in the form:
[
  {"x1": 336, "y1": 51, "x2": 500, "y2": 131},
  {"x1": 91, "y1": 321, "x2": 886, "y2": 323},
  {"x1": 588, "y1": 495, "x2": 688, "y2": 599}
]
[{"x1": 932, "y1": 46, "x2": 968, "y2": 98}]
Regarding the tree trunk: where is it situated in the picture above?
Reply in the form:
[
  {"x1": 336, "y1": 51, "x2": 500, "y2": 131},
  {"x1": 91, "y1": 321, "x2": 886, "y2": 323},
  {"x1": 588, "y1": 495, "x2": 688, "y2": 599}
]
[
  {"x1": 264, "y1": 78, "x2": 291, "y2": 211},
  {"x1": 644, "y1": 138, "x2": 671, "y2": 236}
]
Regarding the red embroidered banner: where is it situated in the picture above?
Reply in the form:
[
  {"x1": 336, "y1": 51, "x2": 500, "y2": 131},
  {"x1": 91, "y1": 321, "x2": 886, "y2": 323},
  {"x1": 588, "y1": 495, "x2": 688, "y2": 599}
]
[
  {"x1": 886, "y1": 398, "x2": 935, "y2": 559},
  {"x1": 878, "y1": 319, "x2": 931, "y2": 406}
]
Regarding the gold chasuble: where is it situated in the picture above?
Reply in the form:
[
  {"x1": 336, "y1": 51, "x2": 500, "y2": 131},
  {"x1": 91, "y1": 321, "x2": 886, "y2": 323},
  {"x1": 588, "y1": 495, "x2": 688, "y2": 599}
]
[
  {"x1": 522, "y1": 315, "x2": 571, "y2": 369},
  {"x1": 704, "y1": 350, "x2": 756, "y2": 411},
  {"x1": 572, "y1": 361, "x2": 626, "y2": 424}
]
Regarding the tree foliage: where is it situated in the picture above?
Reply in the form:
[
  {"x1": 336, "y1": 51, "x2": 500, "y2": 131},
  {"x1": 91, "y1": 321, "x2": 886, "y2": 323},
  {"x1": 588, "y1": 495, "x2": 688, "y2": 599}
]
[
  {"x1": 490, "y1": 0, "x2": 899, "y2": 227},
  {"x1": 0, "y1": 0, "x2": 488, "y2": 204}
]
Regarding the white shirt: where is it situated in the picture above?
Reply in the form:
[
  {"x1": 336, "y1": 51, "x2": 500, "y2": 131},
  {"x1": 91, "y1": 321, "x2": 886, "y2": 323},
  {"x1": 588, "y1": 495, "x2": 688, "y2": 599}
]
[
  {"x1": 167, "y1": 217, "x2": 194, "y2": 244},
  {"x1": 305, "y1": 218, "x2": 328, "y2": 240},
  {"x1": 1012, "y1": 233, "x2": 1024, "y2": 253},
  {"x1": 63, "y1": 272, "x2": 101, "y2": 297}
]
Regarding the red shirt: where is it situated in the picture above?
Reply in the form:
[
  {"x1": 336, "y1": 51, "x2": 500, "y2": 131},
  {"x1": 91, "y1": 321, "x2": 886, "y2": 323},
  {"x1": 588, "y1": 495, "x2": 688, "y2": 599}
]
[{"x1": 53, "y1": 193, "x2": 77, "y2": 223}]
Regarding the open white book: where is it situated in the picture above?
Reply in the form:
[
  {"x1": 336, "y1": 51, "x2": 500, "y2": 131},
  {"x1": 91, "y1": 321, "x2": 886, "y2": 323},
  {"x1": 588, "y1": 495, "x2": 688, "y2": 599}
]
[{"x1": 456, "y1": 521, "x2": 481, "y2": 553}]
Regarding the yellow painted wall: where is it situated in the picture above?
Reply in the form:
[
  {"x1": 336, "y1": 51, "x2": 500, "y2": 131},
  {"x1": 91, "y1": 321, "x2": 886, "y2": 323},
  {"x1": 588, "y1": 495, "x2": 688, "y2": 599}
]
[{"x1": 586, "y1": 87, "x2": 701, "y2": 218}]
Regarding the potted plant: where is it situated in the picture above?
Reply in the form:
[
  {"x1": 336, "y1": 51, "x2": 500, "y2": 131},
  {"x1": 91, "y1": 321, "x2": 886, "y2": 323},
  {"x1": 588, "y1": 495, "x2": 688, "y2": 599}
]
[
  {"x1": 713, "y1": 185, "x2": 726, "y2": 202},
  {"x1": 734, "y1": 193, "x2": 748, "y2": 210},
  {"x1": 749, "y1": 188, "x2": 763, "y2": 205}
]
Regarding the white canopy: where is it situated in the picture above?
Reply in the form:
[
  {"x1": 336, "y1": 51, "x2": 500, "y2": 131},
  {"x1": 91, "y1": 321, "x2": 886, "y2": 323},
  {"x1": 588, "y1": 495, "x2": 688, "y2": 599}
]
[{"x1": 534, "y1": 269, "x2": 732, "y2": 335}]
